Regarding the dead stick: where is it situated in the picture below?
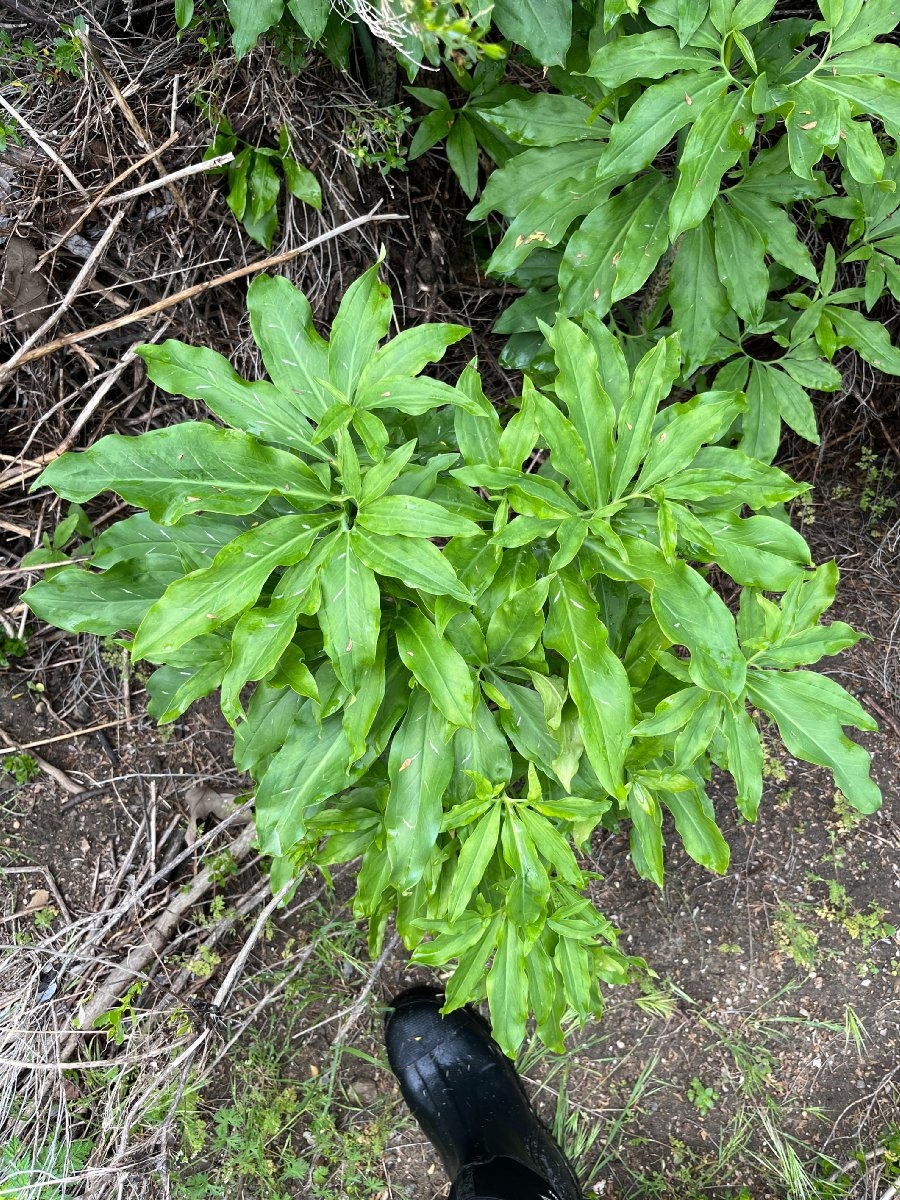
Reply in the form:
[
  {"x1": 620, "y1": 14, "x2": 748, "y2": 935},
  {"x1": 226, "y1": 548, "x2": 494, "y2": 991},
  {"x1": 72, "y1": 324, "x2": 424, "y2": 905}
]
[
  {"x1": 0, "y1": 724, "x2": 84, "y2": 795},
  {"x1": 97, "y1": 151, "x2": 234, "y2": 206},
  {"x1": 60, "y1": 822, "x2": 257, "y2": 1058},
  {"x1": 0, "y1": 95, "x2": 89, "y2": 197},
  {"x1": 12, "y1": 718, "x2": 128, "y2": 752},
  {"x1": 0, "y1": 213, "x2": 124, "y2": 379},
  {"x1": 34, "y1": 132, "x2": 180, "y2": 271},
  {"x1": 2, "y1": 207, "x2": 405, "y2": 378}
]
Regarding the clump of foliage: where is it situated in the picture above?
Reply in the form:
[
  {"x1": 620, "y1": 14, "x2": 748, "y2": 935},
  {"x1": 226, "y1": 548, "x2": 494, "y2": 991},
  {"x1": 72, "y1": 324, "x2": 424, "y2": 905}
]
[
  {"x1": 24, "y1": 264, "x2": 881, "y2": 1054},
  {"x1": 203, "y1": 119, "x2": 322, "y2": 249},
  {"x1": 465, "y1": 0, "x2": 900, "y2": 458}
]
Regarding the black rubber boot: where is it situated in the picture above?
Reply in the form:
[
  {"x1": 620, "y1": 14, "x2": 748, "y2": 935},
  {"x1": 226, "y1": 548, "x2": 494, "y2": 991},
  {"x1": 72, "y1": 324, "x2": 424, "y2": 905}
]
[{"x1": 384, "y1": 987, "x2": 582, "y2": 1200}]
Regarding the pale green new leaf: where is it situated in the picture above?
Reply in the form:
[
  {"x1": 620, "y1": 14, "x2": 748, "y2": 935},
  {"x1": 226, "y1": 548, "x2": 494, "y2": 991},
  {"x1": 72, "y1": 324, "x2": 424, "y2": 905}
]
[
  {"x1": 546, "y1": 318, "x2": 616, "y2": 504},
  {"x1": 395, "y1": 607, "x2": 475, "y2": 728},
  {"x1": 328, "y1": 261, "x2": 393, "y2": 401},
  {"x1": 448, "y1": 804, "x2": 503, "y2": 923},
  {"x1": 611, "y1": 336, "x2": 682, "y2": 498},
  {"x1": 662, "y1": 786, "x2": 730, "y2": 872},
  {"x1": 357, "y1": 494, "x2": 481, "y2": 539},
  {"x1": 747, "y1": 669, "x2": 881, "y2": 812}
]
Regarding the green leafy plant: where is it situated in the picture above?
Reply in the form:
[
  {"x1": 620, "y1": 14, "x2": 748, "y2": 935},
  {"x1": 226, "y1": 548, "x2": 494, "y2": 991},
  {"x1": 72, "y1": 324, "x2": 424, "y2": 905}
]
[
  {"x1": 0, "y1": 1137, "x2": 93, "y2": 1200},
  {"x1": 344, "y1": 104, "x2": 414, "y2": 174},
  {"x1": 204, "y1": 119, "x2": 322, "y2": 248},
  {"x1": 470, "y1": 0, "x2": 900, "y2": 458},
  {"x1": 2, "y1": 752, "x2": 41, "y2": 786},
  {"x1": 406, "y1": 59, "x2": 524, "y2": 198},
  {"x1": 23, "y1": 265, "x2": 881, "y2": 1054},
  {"x1": 687, "y1": 1076, "x2": 719, "y2": 1114}
]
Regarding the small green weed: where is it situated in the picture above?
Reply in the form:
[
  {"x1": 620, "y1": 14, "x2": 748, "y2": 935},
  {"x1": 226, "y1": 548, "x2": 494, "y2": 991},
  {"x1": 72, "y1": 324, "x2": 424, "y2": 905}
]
[
  {"x1": 0, "y1": 19, "x2": 85, "y2": 86},
  {"x1": 773, "y1": 901, "x2": 820, "y2": 972},
  {"x1": 202, "y1": 116, "x2": 321, "y2": 248},
  {"x1": 2, "y1": 752, "x2": 41, "y2": 786},
  {"x1": 687, "y1": 1076, "x2": 719, "y2": 1115},
  {"x1": 344, "y1": 104, "x2": 413, "y2": 174},
  {"x1": 0, "y1": 631, "x2": 28, "y2": 668},
  {"x1": 857, "y1": 447, "x2": 897, "y2": 527}
]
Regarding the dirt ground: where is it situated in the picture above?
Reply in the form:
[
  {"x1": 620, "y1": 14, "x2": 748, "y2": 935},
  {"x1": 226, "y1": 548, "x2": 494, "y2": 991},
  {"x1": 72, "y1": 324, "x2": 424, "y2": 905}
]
[{"x1": 1, "y1": 7, "x2": 899, "y2": 1198}]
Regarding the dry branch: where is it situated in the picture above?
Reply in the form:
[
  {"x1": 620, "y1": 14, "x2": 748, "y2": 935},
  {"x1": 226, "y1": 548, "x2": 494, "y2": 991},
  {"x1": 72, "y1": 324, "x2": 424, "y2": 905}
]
[{"x1": 0, "y1": 207, "x2": 405, "y2": 382}]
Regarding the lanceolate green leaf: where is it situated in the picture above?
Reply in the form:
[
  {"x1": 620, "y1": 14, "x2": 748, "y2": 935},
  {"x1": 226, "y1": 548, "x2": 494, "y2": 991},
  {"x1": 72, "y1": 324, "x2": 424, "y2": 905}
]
[
  {"x1": 24, "y1": 559, "x2": 179, "y2": 637},
  {"x1": 662, "y1": 786, "x2": 730, "y2": 872},
  {"x1": 747, "y1": 669, "x2": 881, "y2": 812},
  {"x1": 395, "y1": 607, "x2": 475, "y2": 728},
  {"x1": 586, "y1": 28, "x2": 718, "y2": 87},
  {"x1": 35, "y1": 423, "x2": 333, "y2": 524},
  {"x1": 386, "y1": 689, "x2": 456, "y2": 889},
  {"x1": 713, "y1": 199, "x2": 769, "y2": 325},
  {"x1": 490, "y1": 0, "x2": 571, "y2": 66},
  {"x1": 146, "y1": 637, "x2": 230, "y2": 724},
  {"x1": 545, "y1": 318, "x2": 616, "y2": 504},
  {"x1": 612, "y1": 337, "x2": 682, "y2": 498},
  {"x1": 595, "y1": 72, "x2": 726, "y2": 183},
  {"x1": 328, "y1": 261, "x2": 393, "y2": 400},
  {"x1": 559, "y1": 173, "x2": 673, "y2": 319},
  {"x1": 544, "y1": 569, "x2": 633, "y2": 798},
  {"x1": 448, "y1": 803, "x2": 503, "y2": 923},
  {"x1": 826, "y1": 305, "x2": 900, "y2": 374},
  {"x1": 255, "y1": 709, "x2": 355, "y2": 855},
  {"x1": 669, "y1": 86, "x2": 755, "y2": 238},
  {"x1": 246, "y1": 274, "x2": 330, "y2": 420},
  {"x1": 318, "y1": 530, "x2": 381, "y2": 694},
  {"x1": 670, "y1": 220, "x2": 731, "y2": 374},
  {"x1": 351, "y1": 527, "x2": 472, "y2": 602},
  {"x1": 356, "y1": 494, "x2": 481, "y2": 539},
  {"x1": 138, "y1": 341, "x2": 327, "y2": 458},
  {"x1": 623, "y1": 538, "x2": 747, "y2": 700},
  {"x1": 132, "y1": 515, "x2": 330, "y2": 661}
]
